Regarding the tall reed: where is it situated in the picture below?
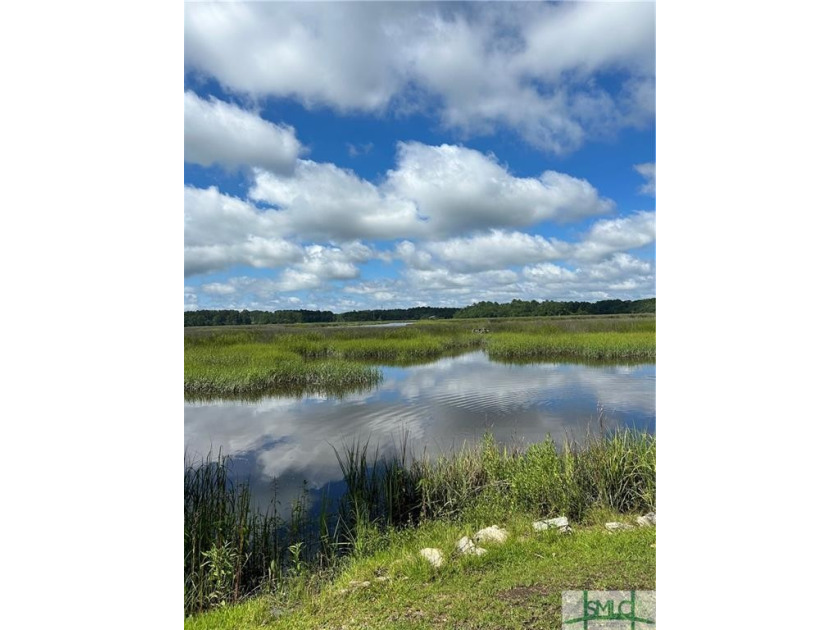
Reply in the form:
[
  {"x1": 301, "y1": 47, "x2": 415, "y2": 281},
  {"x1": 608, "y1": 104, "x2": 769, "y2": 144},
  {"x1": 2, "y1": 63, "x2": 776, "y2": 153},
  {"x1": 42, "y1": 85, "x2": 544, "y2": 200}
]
[
  {"x1": 184, "y1": 453, "x2": 325, "y2": 615},
  {"x1": 185, "y1": 430, "x2": 655, "y2": 614}
]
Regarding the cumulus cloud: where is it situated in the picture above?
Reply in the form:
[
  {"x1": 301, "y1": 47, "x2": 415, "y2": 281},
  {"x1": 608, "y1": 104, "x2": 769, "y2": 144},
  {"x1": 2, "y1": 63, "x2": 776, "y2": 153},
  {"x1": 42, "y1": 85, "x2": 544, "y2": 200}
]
[
  {"x1": 249, "y1": 143, "x2": 612, "y2": 241},
  {"x1": 184, "y1": 186, "x2": 303, "y2": 276},
  {"x1": 188, "y1": 243, "x2": 376, "y2": 299},
  {"x1": 522, "y1": 253, "x2": 655, "y2": 299},
  {"x1": 184, "y1": 2, "x2": 654, "y2": 153},
  {"x1": 393, "y1": 211, "x2": 655, "y2": 273},
  {"x1": 384, "y1": 143, "x2": 612, "y2": 233},
  {"x1": 634, "y1": 162, "x2": 656, "y2": 196},
  {"x1": 184, "y1": 91, "x2": 302, "y2": 175},
  {"x1": 572, "y1": 211, "x2": 656, "y2": 262},
  {"x1": 275, "y1": 243, "x2": 374, "y2": 290},
  {"x1": 344, "y1": 251, "x2": 654, "y2": 308},
  {"x1": 184, "y1": 2, "x2": 405, "y2": 110},
  {"x1": 415, "y1": 231, "x2": 568, "y2": 272},
  {"x1": 248, "y1": 161, "x2": 420, "y2": 241}
]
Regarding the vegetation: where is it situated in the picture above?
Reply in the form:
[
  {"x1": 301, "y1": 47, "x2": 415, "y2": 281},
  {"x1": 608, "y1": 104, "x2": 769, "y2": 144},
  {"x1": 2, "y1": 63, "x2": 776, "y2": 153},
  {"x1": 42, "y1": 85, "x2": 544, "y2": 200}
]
[
  {"x1": 183, "y1": 298, "x2": 655, "y2": 327},
  {"x1": 184, "y1": 324, "x2": 483, "y2": 398},
  {"x1": 185, "y1": 317, "x2": 654, "y2": 398},
  {"x1": 184, "y1": 431, "x2": 655, "y2": 618},
  {"x1": 185, "y1": 516, "x2": 655, "y2": 629}
]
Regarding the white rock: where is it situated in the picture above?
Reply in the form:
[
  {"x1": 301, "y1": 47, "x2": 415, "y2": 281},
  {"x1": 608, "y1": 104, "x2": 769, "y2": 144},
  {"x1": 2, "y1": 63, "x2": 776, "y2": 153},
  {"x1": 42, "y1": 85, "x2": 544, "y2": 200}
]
[
  {"x1": 455, "y1": 536, "x2": 487, "y2": 556},
  {"x1": 636, "y1": 512, "x2": 656, "y2": 527},
  {"x1": 474, "y1": 525, "x2": 509, "y2": 544},
  {"x1": 419, "y1": 547, "x2": 444, "y2": 567},
  {"x1": 605, "y1": 522, "x2": 634, "y2": 531},
  {"x1": 533, "y1": 516, "x2": 571, "y2": 532}
]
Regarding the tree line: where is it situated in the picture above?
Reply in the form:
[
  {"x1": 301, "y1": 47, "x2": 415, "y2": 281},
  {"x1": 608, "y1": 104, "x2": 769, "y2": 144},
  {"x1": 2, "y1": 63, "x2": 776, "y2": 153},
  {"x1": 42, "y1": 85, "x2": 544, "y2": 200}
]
[{"x1": 184, "y1": 298, "x2": 654, "y2": 327}]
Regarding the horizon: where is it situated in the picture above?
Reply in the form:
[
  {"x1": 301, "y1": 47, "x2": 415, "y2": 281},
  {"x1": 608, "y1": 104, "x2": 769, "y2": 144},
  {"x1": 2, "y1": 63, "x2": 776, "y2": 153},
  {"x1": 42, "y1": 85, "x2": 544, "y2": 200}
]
[{"x1": 184, "y1": 295, "x2": 656, "y2": 317}]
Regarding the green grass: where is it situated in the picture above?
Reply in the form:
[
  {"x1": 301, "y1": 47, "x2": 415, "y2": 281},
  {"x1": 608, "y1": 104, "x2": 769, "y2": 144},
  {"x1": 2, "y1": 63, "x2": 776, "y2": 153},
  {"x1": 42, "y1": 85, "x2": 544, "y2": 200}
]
[
  {"x1": 184, "y1": 316, "x2": 654, "y2": 398},
  {"x1": 184, "y1": 514, "x2": 655, "y2": 629},
  {"x1": 184, "y1": 431, "x2": 655, "y2": 617}
]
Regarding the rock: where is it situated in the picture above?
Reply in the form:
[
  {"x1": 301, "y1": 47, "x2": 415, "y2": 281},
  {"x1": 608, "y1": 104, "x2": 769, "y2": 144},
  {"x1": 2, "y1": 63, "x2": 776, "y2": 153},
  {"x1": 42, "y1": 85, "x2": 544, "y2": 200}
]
[
  {"x1": 605, "y1": 522, "x2": 634, "y2": 531},
  {"x1": 474, "y1": 525, "x2": 509, "y2": 544},
  {"x1": 533, "y1": 516, "x2": 571, "y2": 532},
  {"x1": 375, "y1": 576, "x2": 390, "y2": 582},
  {"x1": 349, "y1": 580, "x2": 371, "y2": 588},
  {"x1": 455, "y1": 536, "x2": 487, "y2": 556},
  {"x1": 419, "y1": 547, "x2": 444, "y2": 567},
  {"x1": 636, "y1": 512, "x2": 656, "y2": 527}
]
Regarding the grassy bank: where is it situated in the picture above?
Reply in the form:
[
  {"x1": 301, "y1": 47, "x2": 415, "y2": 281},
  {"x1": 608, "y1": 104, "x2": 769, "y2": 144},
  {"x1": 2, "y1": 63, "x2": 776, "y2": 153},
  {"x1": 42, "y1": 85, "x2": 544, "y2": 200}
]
[
  {"x1": 185, "y1": 431, "x2": 655, "y2": 618},
  {"x1": 185, "y1": 515, "x2": 655, "y2": 629},
  {"x1": 184, "y1": 316, "x2": 655, "y2": 398}
]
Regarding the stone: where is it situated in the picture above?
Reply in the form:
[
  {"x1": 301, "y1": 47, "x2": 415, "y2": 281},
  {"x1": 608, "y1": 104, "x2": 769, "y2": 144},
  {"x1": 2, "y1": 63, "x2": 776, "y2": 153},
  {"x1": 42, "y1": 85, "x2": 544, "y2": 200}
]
[
  {"x1": 349, "y1": 580, "x2": 371, "y2": 588},
  {"x1": 533, "y1": 516, "x2": 571, "y2": 532},
  {"x1": 455, "y1": 536, "x2": 487, "y2": 556},
  {"x1": 419, "y1": 547, "x2": 444, "y2": 567},
  {"x1": 474, "y1": 525, "x2": 509, "y2": 544},
  {"x1": 636, "y1": 512, "x2": 656, "y2": 527},
  {"x1": 605, "y1": 522, "x2": 634, "y2": 531}
]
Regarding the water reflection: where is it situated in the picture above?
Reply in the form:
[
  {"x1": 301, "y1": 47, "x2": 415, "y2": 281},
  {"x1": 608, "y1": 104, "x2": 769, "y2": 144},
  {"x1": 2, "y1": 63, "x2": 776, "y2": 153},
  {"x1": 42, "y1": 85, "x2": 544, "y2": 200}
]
[{"x1": 184, "y1": 351, "x2": 654, "y2": 512}]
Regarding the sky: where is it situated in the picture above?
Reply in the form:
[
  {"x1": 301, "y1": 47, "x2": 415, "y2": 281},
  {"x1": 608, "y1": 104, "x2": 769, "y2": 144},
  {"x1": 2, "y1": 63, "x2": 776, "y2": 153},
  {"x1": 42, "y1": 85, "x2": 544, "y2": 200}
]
[{"x1": 183, "y1": 1, "x2": 656, "y2": 313}]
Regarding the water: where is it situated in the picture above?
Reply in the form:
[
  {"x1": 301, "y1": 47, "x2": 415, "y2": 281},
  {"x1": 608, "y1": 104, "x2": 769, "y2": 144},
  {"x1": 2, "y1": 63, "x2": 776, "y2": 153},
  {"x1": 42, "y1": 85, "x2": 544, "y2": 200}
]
[{"x1": 184, "y1": 351, "x2": 654, "y2": 513}]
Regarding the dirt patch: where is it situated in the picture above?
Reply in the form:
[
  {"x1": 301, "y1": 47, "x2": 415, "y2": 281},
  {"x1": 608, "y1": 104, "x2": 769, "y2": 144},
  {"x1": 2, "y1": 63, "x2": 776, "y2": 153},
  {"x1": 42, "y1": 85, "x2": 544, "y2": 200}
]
[{"x1": 496, "y1": 585, "x2": 550, "y2": 602}]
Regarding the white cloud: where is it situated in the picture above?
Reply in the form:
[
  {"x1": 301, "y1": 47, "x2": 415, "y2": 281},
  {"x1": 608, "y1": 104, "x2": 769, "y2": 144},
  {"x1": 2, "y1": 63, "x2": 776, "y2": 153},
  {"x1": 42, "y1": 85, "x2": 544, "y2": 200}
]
[
  {"x1": 384, "y1": 142, "x2": 613, "y2": 234},
  {"x1": 184, "y1": 186, "x2": 302, "y2": 276},
  {"x1": 572, "y1": 211, "x2": 656, "y2": 261},
  {"x1": 184, "y1": 2, "x2": 654, "y2": 153},
  {"x1": 184, "y1": 91, "x2": 302, "y2": 175},
  {"x1": 200, "y1": 282, "x2": 237, "y2": 296},
  {"x1": 249, "y1": 143, "x2": 612, "y2": 241},
  {"x1": 248, "y1": 160, "x2": 420, "y2": 241},
  {"x1": 522, "y1": 254, "x2": 656, "y2": 300},
  {"x1": 393, "y1": 211, "x2": 655, "y2": 273},
  {"x1": 188, "y1": 242, "x2": 376, "y2": 297},
  {"x1": 184, "y1": 2, "x2": 405, "y2": 111},
  {"x1": 418, "y1": 231, "x2": 568, "y2": 272},
  {"x1": 634, "y1": 162, "x2": 656, "y2": 196}
]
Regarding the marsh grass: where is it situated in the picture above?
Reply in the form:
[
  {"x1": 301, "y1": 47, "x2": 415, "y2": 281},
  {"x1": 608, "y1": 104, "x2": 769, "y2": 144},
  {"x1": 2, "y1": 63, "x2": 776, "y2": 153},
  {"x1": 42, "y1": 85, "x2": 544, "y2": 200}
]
[
  {"x1": 185, "y1": 316, "x2": 654, "y2": 397},
  {"x1": 185, "y1": 429, "x2": 654, "y2": 616},
  {"x1": 336, "y1": 430, "x2": 656, "y2": 527},
  {"x1": 184, "y1": 325, "x2": 484, "y2": 398},
  {"x1": 184, "y1": 454, "x2": 337, "y2": 615}
]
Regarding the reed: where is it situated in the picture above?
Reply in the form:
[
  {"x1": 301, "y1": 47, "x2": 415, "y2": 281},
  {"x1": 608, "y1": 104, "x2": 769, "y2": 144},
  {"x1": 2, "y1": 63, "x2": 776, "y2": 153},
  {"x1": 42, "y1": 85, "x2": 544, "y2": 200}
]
[
  {"x1": 327, "y1": 429, "x2": 655, "y2": 535},
  {"x1": 184, "y1": 453, "x2": 331, "y2": 615},
  {"x1": 185, "y1": 430, "x2": 655, "y2": 615}
]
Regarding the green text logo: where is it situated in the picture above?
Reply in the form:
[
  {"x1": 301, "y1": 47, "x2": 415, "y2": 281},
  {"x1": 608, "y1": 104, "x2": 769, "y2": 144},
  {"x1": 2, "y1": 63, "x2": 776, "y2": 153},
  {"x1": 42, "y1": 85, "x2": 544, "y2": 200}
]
[{"x1": 562, "y1": 590, "x2": 655, "y2": 629}]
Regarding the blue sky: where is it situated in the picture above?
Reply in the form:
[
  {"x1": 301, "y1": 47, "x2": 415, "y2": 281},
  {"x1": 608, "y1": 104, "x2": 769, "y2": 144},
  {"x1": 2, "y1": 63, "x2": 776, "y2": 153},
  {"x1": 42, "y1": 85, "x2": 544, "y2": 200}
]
[{"x1": 184, "y1": 1, "x2": 656, "y2": 312}]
